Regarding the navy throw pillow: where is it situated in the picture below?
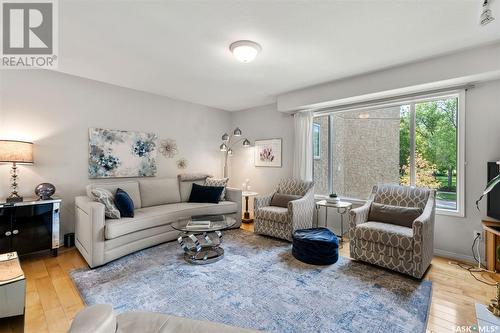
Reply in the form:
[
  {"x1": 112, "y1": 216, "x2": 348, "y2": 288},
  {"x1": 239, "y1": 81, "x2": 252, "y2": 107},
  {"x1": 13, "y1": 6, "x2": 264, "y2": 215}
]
[
  {"x1": 188, "y1": 183, "x2": 224, "y2": 204},
  {"x1": 114, "y1": 188, "x2": 134, "y2": 218}
]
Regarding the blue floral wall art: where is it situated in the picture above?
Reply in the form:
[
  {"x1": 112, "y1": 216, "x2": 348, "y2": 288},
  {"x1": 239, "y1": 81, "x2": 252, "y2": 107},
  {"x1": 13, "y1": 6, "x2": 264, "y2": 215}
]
[{"x1": 89, "y1": 128, "x2": 158, "y2": 178}]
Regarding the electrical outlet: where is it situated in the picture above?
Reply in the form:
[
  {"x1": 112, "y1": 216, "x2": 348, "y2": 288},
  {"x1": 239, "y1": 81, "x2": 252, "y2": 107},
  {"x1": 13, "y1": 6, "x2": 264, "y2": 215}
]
[{"x1": 473, "y1": 230, "x2": 482, "y2": 240}]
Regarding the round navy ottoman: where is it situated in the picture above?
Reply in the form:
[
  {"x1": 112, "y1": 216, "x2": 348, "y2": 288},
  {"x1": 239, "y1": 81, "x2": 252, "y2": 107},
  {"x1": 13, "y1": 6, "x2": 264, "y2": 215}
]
[{"x1": 292, "y1": 228, "x2": 339, "y2": 265}]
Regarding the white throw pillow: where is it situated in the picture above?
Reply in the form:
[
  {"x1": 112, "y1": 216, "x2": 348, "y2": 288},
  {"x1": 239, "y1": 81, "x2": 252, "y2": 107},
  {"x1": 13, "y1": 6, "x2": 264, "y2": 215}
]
[
  {"x1": 91, "y1": 188, "x2": 121, "y2": 219},
  {"x1": 204, "y1": 177, "x2": 229, "y2": 201}
]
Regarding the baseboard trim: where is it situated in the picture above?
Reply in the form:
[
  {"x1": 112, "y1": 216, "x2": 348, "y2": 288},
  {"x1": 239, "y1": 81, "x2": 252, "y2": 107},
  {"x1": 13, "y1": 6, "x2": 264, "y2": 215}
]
[{"x1": 434, "y1": 249, "x2": 478, "y2": 264}]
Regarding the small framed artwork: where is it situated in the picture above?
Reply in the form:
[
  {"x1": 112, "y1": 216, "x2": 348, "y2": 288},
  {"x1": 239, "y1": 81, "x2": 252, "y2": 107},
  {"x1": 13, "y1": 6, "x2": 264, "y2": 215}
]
[{"x1": 254, "y1": 138, "x2": 282, "y2": 167}]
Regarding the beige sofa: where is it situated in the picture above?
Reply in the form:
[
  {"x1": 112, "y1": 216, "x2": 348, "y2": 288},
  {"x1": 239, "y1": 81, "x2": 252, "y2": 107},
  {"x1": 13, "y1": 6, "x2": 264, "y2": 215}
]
[
  {"x1": 75, "y1": 174, "x2": 242, "y2": 268},
  {"x1": 68, "y1": 304, "x2": 260, "y2": 333}
]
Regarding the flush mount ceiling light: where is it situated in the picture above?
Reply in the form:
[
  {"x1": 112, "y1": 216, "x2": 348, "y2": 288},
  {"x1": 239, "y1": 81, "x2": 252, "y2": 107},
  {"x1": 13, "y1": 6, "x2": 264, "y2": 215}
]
[
  {"x1": 481, "y1": 0, "x2": 495, "y2": 26},
  {"x1": 230, "y1": 40, "x2": 262, "y2": 63}
]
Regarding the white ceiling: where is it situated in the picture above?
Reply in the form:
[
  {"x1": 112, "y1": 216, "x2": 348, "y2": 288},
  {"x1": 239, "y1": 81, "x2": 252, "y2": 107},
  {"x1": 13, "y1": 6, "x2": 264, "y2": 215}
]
[{"x1": 58, "y1": 0, "x2": 500, "y2": 111}]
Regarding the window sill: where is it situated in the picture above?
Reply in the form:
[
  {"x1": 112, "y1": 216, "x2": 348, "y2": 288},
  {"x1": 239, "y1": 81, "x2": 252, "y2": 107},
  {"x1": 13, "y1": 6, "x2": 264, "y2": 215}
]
[
  {"x1": 436, "y1": 208, "x2": 464, "y2": 218},
  {"x1": 314, "y1": 194, "x2": 464, "y2": 217}
]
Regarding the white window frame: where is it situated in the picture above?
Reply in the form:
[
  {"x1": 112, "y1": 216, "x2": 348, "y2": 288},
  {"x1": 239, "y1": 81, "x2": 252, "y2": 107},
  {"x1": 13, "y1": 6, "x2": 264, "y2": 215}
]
[
  {"x1": 312, "y1": 89, "x2": 466, "y2": 217},
  {"x1": 405, "y1": 91, "x2": 465, "y2": 217},
  {"x1": 313, "y1": 123, "x2": 321, "y2": 160}
]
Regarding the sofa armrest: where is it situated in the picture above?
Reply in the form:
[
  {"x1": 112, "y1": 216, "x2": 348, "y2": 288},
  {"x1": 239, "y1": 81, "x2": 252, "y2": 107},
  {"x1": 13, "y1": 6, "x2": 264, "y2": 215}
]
[
  {"x1": 349, "y1": 201, "x2": 371, "y2": 231},
  {"x1": 75, "y1": 196, "x2": 106, "y2": 268},
  {"x1": 413, "y1": 195, "x2": 435, "y2": 228},
  {"x1": 289, "y1": 188, "x2": 315, "y2": 231},
  {"x1": 225, "y1": 187, "x2": 242, "y2": 227},
  {"x1": 348, "y1": 200, "x2": 371, "y2": 258},
  {"x1": 68, "y1": 304, "x2": 116, "y2": 333},
  {"x1": 412, "y1": 192, "x2": 436, "y2": 272},
  {"x1": 254, "y1": 193, "x2": 275, "y2": 210}
]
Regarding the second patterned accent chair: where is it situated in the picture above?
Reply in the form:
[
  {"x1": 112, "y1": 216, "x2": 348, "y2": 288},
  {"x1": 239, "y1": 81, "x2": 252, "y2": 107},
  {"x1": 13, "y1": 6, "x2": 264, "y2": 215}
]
[
  {"x1": 349, "y1": 184, "x2": 436, "y2": 279},
  {"x1": 254, "y1": 179, "x2": 315, "y2": 241}
]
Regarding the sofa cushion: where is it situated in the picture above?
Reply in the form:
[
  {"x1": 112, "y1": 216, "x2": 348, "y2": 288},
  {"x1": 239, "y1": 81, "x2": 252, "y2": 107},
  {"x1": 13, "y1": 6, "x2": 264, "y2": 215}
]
[
  {"x1": 104, "y1": 201, "x2": 237, "y2": 239},
  {"x1": 369, "y1": 202, "x2": 422, "y2": 228},
  {"x1": 87, "y1": 181, "x2": 142, "y2": 209},
  {"x1": 255, "y1": 206, "x2": 290, "y2": 224},
  {"x1": 114, "y1": 188, "x2": 134, "y2": 218},
  {"x1": 91, "y1": 188, "x2": 121, "y2": 219},
  {"x1": 139, "y1": 178, "x2": 181, "y2": 208},
  {"x1": 204, "y1": 177, "x2": 229, "y2": 200},
  {"x1": 178, "y1": 173, "x2": 210, "y2": 202},
  {"x1": 270, "y1": 193, "x2": 301, "y2": 208},
  {"x1": 354, "y1": 221, "x2": 413, "y2": 251},
  {"x1": 188, "y1": 183, "x2": 224, "y2": 204}
]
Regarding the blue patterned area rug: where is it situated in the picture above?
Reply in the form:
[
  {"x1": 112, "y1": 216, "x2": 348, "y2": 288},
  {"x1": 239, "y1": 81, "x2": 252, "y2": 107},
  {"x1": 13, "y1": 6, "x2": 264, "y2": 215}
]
[{"x1": 70, "y1": 229, "x2": 432, "y2": 333}]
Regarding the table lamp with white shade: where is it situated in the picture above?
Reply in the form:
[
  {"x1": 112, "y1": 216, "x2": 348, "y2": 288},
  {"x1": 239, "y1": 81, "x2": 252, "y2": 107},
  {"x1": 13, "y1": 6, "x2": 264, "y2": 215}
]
[{"x1": 0, "y1": 140, "x2": 34, "y2": 203}]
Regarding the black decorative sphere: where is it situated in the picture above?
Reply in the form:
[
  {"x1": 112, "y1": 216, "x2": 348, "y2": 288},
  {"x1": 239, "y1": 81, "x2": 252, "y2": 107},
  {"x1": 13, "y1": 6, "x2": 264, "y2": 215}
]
[{"x1": 35, "y1": 183, "x2": 56, "y2": 200}]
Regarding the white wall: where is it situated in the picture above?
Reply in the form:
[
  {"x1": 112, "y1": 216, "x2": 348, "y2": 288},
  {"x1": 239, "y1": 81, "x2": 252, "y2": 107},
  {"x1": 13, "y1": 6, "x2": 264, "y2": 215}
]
[
  {"x1": 229, "y1": 104, "x2": 294, "y2": 195},
  {"x1": 0, "y1": 70, "x2": 231, "y2": 238},
  {"x1": 434, "y1": 80, "x2": 500, "y2": 261},
  {"x1": 277, "y1": 42, "x2": 500, "y2": 112}
]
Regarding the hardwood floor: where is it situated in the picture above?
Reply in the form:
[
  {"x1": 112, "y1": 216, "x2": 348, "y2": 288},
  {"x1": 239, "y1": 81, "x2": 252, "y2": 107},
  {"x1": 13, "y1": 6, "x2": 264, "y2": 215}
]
[
  {"x1": 0, "y1": 249, "x2": 87, "y2": 333},
  {"x1": 1, "y1": 222, "x2": 498, "y2": 333}
]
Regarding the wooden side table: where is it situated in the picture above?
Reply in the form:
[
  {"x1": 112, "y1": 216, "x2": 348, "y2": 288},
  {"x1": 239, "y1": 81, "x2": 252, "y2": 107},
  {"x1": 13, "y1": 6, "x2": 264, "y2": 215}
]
[
  {"x1": 242, "y1": 191, "x2": 258, "y2": 223},
  {"x1": 0, "y1": 252, "x2": 25, "y2": 319},
  {"x1": 482, "y1": 220, "x2": 500, "y2": 272}
]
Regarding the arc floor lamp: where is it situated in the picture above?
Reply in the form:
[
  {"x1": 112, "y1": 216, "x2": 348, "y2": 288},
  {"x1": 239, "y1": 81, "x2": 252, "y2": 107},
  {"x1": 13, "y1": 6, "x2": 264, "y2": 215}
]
[{"x1": 219, "y1": 128, "x2": 250, "y2": 178}]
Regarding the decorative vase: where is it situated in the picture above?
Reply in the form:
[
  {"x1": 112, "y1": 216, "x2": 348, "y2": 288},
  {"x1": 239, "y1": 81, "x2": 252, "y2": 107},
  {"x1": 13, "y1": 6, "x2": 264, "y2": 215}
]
[{"x1": 35, "y1": 183, "x2": 56, "y2": 200}]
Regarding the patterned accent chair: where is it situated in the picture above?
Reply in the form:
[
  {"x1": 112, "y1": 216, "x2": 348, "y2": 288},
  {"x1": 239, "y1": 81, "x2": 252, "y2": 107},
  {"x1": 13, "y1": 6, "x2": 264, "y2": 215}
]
[
  {"x1": 349, "y1": 184, "x2": 436, "y2": 279},
  {"x1": 254, "y1": 179, "x2": 315, "y2": 241}
]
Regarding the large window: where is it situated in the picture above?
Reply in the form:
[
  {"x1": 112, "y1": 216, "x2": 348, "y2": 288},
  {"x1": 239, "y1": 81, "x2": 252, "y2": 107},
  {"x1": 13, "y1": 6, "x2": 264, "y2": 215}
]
[{"x1": 312, "y1": 92, "x2": 464, "y2": 215}]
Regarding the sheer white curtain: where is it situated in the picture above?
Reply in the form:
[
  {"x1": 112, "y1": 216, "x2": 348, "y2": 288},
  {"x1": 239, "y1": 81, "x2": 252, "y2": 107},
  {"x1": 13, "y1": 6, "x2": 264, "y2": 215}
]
[{"x1": 293, "y1": 110, "x2": 313, "y2": 181}]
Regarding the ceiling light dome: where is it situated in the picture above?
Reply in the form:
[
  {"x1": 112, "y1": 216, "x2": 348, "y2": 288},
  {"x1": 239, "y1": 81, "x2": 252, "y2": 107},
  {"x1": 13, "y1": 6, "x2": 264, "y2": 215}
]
[{"x1": 230, "y1": 40, "x2": 262, "y2": 63}]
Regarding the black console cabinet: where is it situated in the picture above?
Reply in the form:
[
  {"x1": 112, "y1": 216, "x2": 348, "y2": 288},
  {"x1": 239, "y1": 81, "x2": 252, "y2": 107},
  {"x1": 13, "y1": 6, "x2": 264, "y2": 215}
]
[{"x1": 0, "y1": 198, "x2": 60, "y2": 256}]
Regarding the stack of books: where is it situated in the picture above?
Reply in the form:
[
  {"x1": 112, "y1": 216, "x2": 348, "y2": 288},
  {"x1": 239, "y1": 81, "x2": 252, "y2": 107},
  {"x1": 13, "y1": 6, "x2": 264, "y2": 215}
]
[
  {"x1": 0, "y1": 252, "x2": 24, "y2": 285},
  {"x1": 186, "y1": 220, "x2": 211, "y2": 230}
]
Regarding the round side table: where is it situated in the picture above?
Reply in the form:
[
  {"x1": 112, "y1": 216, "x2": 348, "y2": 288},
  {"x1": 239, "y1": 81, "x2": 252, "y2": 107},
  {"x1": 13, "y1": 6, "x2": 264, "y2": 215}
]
[{"x1": 242, "y1": 191, "x2": 258, "y2": 223}]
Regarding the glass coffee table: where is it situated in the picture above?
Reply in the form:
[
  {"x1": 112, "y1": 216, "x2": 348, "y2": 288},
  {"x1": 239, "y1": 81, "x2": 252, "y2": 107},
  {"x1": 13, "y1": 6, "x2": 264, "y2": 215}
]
[{"x1": 172, "y1": 215, "x2": 236, "y2": 265}]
